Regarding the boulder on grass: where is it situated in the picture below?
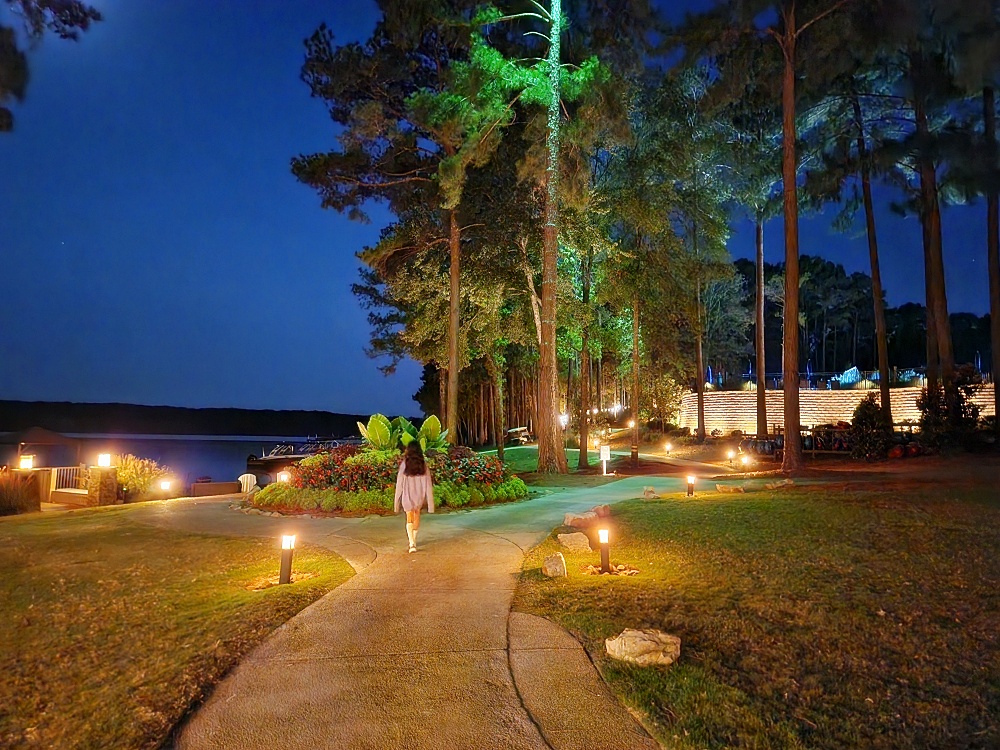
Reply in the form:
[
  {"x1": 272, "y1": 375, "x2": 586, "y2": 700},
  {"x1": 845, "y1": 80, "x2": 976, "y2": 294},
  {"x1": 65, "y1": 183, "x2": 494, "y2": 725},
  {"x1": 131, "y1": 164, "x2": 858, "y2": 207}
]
[
  {"x1": 591, "y1": 504, "x2": 612, "y2": 517},
  {"x1": 716, "y1": 484, "x2": 746, "y2": 494},
  {"x1": 642, "y1": 486, "x2": 657, "y2": 499},
  {"x1": 563, "y1": 511, "x2": 598, "y2": 528},
  {"x1": 556, "y1": 532, "x2": 592, "y2": 552},
  {"x1": 542, "y1": 553, "x2": 567, "y2": 578},
  {"x1": 605, "y1": 628, "x2": 681, "y2": 667}
]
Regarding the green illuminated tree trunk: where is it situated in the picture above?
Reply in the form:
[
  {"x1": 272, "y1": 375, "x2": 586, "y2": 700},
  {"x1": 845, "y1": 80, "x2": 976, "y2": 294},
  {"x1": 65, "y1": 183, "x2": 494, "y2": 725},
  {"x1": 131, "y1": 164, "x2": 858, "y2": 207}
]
[
  {"x1": 536, "y1": 0, "x2": 568, "y2": 473},
  {"x1": 631, "y1": 296, "x2": 640, "y2": 467},
  {"x1": 447, "y1": 209, "x2": 460, "y2": 442},
  {"x1": 578, "y1": 245, "x2": 592, "y2": 469}
]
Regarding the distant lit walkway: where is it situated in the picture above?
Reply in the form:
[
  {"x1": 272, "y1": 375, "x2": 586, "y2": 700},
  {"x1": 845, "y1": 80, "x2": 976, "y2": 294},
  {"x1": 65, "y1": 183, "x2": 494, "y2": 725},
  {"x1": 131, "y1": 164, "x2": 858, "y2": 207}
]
[{"x1": 133, "y1": 477, "x2": 673, "y2": 750}]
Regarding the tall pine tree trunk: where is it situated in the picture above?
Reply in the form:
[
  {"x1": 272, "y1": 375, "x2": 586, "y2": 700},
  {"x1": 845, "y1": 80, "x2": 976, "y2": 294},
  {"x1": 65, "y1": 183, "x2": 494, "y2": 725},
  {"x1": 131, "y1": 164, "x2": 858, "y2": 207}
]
[
  {"x1": 985, "y1": 86, "x2": 1000, "y2": 433},
  {"x1": 447, "y1": 209, "x2": 461, "y2": 443},
  {"x1": 536, "y1": 0, "x2": 568, "y2": 473},
  {"x1": 855, "y1": 92, "x2": 893, "y2": 422},
  {"x1": 578, "y1": 247, "x2": 591, "y2": 469},
  {"x1": 696, "y1": 282, "x2": 706, "y2": 443},
  {"x1": 756, "y1": 219, "x2": 768, "y2": 437},
  {"x1": 914, "y1": 72, "x2": 955, "y2": 398},
  {"x1": 779, "y1": 14, "x2": 802, "y2": 474},
  {"x1": 487, "y1": 358, "x2": 505, "y2": 462}
]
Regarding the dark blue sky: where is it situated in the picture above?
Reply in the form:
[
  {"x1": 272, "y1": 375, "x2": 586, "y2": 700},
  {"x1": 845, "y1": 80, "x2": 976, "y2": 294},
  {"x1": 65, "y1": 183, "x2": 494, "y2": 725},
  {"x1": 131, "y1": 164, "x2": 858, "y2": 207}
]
[{"x1": 0, "y1": 1, "x2": 991, "y2": 415}]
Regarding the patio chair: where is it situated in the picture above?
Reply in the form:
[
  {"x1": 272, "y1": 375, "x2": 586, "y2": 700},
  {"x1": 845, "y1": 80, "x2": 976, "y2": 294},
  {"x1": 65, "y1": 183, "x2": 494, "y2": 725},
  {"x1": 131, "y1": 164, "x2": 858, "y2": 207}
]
[{"x1": 237, "y1": 473, "x2": 259, "y2": 495}]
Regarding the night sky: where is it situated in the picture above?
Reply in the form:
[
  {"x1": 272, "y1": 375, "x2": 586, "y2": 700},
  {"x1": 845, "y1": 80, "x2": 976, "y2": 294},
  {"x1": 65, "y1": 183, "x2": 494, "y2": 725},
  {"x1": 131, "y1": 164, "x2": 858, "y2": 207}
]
[{"x1": 0, "y1": 1, "x2": 991, "y2": 415}]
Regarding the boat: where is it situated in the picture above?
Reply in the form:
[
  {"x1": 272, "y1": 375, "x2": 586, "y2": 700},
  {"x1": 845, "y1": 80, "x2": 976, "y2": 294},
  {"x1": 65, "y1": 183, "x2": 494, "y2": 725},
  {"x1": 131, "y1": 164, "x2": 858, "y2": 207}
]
[{"x1": 247, "y1": 437, "x2": 362, "y2": 484}]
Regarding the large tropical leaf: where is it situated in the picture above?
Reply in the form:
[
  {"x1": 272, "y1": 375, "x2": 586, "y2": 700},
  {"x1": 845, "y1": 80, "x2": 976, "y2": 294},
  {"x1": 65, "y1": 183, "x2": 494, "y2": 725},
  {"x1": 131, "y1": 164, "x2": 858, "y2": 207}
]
[
  {"x1": 419, "y1": 415, "x2": 442, "y2": 442},
  {"x1": 365, "y1": 413, "x2": 394, "y2": 450},
  {"x1": 357, "y1": 421, "x2": 369, "y2": 441}
]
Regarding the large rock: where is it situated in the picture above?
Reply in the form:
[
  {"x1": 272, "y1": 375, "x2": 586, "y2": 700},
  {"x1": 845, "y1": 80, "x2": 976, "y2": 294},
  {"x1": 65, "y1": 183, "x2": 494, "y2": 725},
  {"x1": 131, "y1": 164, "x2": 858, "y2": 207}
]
[
  {"x1": 591, "y1": 504, "x2": 612, "y2": 518},
  {"x1": 605, "y1": 629, "x2": 681, "y2": 667},
  {"x1": 563, "y1": 511, "x2": 599, "y2": 528},
  {"x1": 556, "y1": 532, "x2": 592, "y2": 552},
  {"x1": 642, "y1": 486, "x2": 658, "y2": 499},
  {"x1": 542, "y1": 553, "x2": 567, "y2": 577}
]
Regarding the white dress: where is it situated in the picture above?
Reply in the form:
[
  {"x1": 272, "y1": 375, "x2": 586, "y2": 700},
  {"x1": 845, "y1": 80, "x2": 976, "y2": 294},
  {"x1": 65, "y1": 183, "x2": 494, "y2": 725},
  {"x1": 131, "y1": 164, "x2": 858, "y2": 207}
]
[{"x1": 393, "y1": 462, "x2": 435, "y2": 514}]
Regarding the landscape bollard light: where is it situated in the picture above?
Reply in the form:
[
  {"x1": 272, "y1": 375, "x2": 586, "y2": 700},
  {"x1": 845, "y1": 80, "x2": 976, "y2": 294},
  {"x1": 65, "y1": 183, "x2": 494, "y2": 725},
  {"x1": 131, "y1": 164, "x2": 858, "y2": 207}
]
[
  {"x1": 98, "y1": 453, "x2": 111, "y2": 468},
  {"x1": 686, "y1": 475, "x2": 696, "y2": 497},
  {"x1": 664, "y1": 442, "x2": 672, "y2": 456},
  {"x1": 600, "y1": 444, "x2": 611, "y2": 475},
  {"x1": 727, "y1": 450, "x2": 735, "y2": 467},
  {"x1": 160, "y1": 479, "x2": 171, "y2": 492},
  {"x1": 741, "y1": 455, "x2": 752, "y2": 469},
  {"x1": 279, "y1": 535, "x2": 296, "y2": 585},
  {"x1": 598, "y1": 528, "x2": 611, "y2": 574},
  {"x1": 277, "y1": 470, "x2": 291, "y2": 483}
]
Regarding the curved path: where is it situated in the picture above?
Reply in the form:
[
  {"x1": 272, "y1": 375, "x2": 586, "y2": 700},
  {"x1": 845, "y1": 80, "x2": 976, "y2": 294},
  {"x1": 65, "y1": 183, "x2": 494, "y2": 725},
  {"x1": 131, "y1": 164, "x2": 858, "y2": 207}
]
[{"x1": 134, "y1": 472, "x2": 714, "y2": 749}]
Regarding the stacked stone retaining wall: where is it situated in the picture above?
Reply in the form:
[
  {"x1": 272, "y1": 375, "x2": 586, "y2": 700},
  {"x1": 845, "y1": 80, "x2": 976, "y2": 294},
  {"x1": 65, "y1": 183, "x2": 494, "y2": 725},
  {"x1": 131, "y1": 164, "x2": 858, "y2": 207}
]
[{"x1": 677, "y1": 385, "x2": 996, "y2": 435}]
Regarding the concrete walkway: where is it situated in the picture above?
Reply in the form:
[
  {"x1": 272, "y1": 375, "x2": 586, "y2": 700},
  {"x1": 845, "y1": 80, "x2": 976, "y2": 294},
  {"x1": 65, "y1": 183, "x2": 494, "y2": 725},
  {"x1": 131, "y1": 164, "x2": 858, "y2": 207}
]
[{"x1": 133, "y1": 474, "x2": 708, "y2": 750}]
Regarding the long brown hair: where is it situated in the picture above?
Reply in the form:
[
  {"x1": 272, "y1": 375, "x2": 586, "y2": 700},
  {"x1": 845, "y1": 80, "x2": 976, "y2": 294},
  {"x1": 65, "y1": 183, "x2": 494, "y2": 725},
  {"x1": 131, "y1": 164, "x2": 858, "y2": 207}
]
[{"x1": 403, "y1": 441, "x2": 426, "y2": 476}]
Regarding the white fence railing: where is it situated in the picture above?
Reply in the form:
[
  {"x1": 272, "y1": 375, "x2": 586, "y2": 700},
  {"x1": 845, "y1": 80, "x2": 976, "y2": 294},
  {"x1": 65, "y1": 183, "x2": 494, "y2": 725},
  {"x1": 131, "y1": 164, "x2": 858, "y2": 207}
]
[{"x1": 52, "y1": 466, "x2": 83, "y2": 490}]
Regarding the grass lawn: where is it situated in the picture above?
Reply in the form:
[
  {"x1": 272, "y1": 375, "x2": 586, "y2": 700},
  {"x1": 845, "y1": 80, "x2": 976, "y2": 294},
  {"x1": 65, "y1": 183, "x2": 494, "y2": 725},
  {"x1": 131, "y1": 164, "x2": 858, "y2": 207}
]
[
  {"x1": 488, "y1": 445, "x2": 621, "y2": 488},
  {"x1": 0, "y1": 505, "x2": 354, "y2": 749},
  {"x1": 515, "y1": 463, "x2": 1000, "y2": 749}
]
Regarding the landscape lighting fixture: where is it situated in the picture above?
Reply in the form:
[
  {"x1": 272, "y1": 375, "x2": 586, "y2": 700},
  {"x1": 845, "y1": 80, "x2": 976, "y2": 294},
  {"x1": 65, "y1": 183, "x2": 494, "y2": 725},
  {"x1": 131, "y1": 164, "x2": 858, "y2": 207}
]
[
  {"x1": 741, "y1": 455, "x2": 751, "y2": 468},
  {"x1": 686, "y1": 475, "x2": 696, "y2": 497},
  {"x1": 277, "y1": 471, "x2": 291, "y2": 483},
  {"x1": 97, "y1": 453, "x2": 111, "y2": 468},
  {"x1": 160, "y1": 480, "x2": 171, "y2": 491},
  {"x1": 727, "y1": 450, "x2": 735, "y2": 466},
  {"x1": 628, "y1": 420, "x2": 635, "y2": 428},
  {"x1": 559, "y1": 413, "x2": 569, "y2": 428},
  {"x1": 664, "y1": 442, "x2": 672, "y2": 455},
  {"x1": 18, "y1": 455, "x2": 34, "y2": 470},
  {"x1": 279, "y1": 535, "x2": 296, "y2": 585},
  {"x1": 598, "y1": 528, "x2": 611, "y2": 574}
]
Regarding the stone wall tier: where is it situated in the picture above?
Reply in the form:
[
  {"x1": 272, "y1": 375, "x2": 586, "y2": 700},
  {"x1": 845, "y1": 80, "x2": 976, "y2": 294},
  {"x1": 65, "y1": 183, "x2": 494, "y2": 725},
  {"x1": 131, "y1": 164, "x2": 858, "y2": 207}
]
[{"x1": 678, "y1": 385, "x2": 996, "y2": 435}]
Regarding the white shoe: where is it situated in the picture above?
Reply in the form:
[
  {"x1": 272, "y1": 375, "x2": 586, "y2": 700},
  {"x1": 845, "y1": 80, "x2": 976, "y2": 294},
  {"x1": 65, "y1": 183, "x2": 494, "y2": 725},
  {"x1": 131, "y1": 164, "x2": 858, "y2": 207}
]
[{"x1": 408, "y1": 543, "x2": 417, "y2": 553}]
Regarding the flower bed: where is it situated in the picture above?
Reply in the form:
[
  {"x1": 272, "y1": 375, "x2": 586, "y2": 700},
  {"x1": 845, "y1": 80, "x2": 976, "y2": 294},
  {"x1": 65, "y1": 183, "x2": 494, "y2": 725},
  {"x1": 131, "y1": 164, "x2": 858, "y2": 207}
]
[{"x1": 252, "y1": 446, "x2": 528, "y2": 515}]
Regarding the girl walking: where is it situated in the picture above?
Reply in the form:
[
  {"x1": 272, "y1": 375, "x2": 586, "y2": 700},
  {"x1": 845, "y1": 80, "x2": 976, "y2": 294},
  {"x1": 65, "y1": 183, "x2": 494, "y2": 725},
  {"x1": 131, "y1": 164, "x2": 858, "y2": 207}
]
[{"x1": 394, "y1": 442, "x2": 434, "y2": 553}]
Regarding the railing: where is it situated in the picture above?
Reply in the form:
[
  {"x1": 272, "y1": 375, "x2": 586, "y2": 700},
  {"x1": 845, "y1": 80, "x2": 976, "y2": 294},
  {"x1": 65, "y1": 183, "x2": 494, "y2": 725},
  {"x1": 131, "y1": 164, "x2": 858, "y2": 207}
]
[{"x1": 52, "y1": 466, "x2": 83, "y2": 490}]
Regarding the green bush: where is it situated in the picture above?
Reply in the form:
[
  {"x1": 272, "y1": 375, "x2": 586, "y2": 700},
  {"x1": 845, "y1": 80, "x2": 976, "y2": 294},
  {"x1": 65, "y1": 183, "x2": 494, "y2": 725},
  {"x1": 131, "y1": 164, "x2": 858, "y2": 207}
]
[
  {"x1": 917, "y1": 365, "x2": 983, "y2": 449},
  {"x1": 0, "y1": 470, "x2": 38, "y2": 516},
  {"x1": 850, "y1": 393, "x2": 893, "y2": 461}
]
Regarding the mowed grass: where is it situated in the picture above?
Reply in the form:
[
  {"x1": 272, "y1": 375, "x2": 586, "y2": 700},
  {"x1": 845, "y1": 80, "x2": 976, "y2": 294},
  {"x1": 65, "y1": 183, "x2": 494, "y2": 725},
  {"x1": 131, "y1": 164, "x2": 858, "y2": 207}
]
[
  {"x1": 515, "y1": 475, "x2": 1000, "y2": 749},
  {"x1": 0, "y1": 505, "x2": 354, "y2": 749},
  {"x1": 492, "y1": 445, "x2": 620, "y2": 488}
]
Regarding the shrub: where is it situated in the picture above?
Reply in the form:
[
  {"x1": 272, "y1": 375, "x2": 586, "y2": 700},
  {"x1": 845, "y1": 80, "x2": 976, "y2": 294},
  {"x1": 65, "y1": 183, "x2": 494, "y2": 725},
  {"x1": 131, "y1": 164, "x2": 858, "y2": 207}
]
[
  {"x1": 850, "y1": 393, "x2": 893, "y2": 461},
  {"x1": 917, "y1": 365, "x2": 983, "y2": 449},
  {"x1": 0, "y1": 470, "x2": 38, "y2": 516},
  {"x1": 114, "y1": 454, "x2": 170, "y2": 501}
]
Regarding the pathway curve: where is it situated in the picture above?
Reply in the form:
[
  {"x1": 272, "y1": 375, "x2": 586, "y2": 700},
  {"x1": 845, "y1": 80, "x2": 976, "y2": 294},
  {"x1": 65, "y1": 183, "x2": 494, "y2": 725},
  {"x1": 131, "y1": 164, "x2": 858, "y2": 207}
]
[{"x1": 133, "y1": 474, "x2": 710, "y2": 750}]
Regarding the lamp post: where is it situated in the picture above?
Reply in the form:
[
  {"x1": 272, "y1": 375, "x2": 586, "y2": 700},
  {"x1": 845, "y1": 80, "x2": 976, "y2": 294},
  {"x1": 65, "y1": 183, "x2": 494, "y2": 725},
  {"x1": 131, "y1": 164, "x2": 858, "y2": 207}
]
[
  {"x1": 686, "y1": 475, "x2": 696, "y2": 497},
  {"x1": 664, "y1": 442, "x2": 672, "y2": 456},
  {"x1": 727, "y1": 450, "x2": 735, "y2": 467},
  {"x1": 598, "y1": 528, "x2": 610, "y2": 574},
  {"x1": 600, "y1": 444, "x2": 611, "y2": 476},
  {"x1": 279, "y1": 535, "x2": 295, "y2": 584}
]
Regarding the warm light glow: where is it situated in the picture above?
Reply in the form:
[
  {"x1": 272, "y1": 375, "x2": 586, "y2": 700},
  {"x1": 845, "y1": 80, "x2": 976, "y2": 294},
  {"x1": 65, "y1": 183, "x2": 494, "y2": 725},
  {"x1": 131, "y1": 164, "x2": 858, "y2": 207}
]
[
  {"x1": 727, "y1": 450, "x2": 735, "y2": 460},
  {"x1": 18, "y1": 455, "x2": 34, "y2": 470},
  {"x1": 160, "y1": 480, "x2": 171, "y2": 491},
  {"x1": 665, "y1": 442, "x2": 672, "y2": 453},
  {"x1": 741, "y1": 455, "x2": 751, "y2": 466},
  {"x1": 687, "y1": 475, "x2": 696, "y2": 485},
  {"x1": 628, "y1": 420, "x2": 635, "y2": 428},
  {"x1": 97, "y1": 453, "x2": 111, "y2": 467},
  {"x1": 598, "y1": 528, "x2": 609, "y2": 544},
  {"x1": 277, "y1": 471, "x2": 291, "y2": 483},
  {"x1": 281, "y1": 535, "x2": 296, "y2": 550},
  {"x1": 559, "y1": 413, "x2": 569, "y2": 428}
]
